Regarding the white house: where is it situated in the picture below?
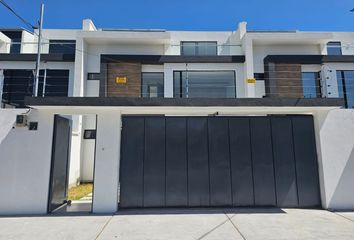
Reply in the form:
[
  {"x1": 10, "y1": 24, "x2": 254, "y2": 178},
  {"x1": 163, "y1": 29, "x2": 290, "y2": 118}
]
[{"x1": 0, "y1": 19, "x2": 353, "y2": 214}]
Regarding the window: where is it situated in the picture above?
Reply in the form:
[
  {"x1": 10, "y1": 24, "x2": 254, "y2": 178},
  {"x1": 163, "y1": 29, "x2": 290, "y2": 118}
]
[
  {"x1": 141, "y1": 73, "x2": 164, "y2": 98},
  {"x1": 87, "y1": 73, "x2": 101, "y2": 80},
  {"x1": 181, "y1": 42, "x2": 217, "y2": 56},
  {"x1": 2, "y1": 31, "x2": 22, "y2": 54},
  {"x1": 38, "y1": 70, "x2": 69, "y2": 97},
  {"x1": 2, "y1": 70, "x2": 33, "y2": 106},
  {"x1": 49, "y1": 40, "x2": 76, "y2": 54},
  {"x1": 254, "y1": 73, "x2": 265, "y2": 80},
  {"x1": 337, "y1": 70, "x2": 354, "y2": 108},
  {"x1": 327, "y1": 42, "x2": 342, "y2": 55},
  {"x1": 174, "y1": 71, "x2": 236, "y2": 98},
  {"x1": 301, "y1": 72, "x2": 321, "y2": 98},
  {"x1": 83, "y1": 130, "x2": 96, "y2": 139},
  {"x1": 2, "y1": 69, "x2": 69, "y2": 107}
]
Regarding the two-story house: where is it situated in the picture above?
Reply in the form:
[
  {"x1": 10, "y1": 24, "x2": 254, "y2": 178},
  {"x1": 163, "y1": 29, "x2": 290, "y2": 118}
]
[{"x1": 0, "y1": 19, "x2": 353, "y2": 215}]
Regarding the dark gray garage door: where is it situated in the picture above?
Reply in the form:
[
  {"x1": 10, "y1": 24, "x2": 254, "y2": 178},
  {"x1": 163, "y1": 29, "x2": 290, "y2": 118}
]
[{"x1": 119, "y1": 115, "x2": 321, "y2": 208}]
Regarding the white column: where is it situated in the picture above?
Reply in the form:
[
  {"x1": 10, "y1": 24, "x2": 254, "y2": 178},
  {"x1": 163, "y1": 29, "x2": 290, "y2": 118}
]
[
  {"x1": 92, "y1": 111, "x2": 121, "y2": 213},
  {"x1": 164, "y1": 64, "x2": 174, "y2": 98},
  {"x1": 243, "y1": 37, "x2": 256, "y2": 98}
]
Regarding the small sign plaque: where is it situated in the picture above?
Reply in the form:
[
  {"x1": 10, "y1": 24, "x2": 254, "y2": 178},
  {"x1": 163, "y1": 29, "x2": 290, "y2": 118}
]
[
  {"x1": 247, "y1": 78, "x2": 256, "y2": 84},
  {"x1": 116, "y1": 76, "x2": 127, "y2": 84}
]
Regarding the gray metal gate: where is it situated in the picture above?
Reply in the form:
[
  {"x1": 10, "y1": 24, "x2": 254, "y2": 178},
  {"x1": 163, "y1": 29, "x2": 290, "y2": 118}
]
[
  {"x1": 48, "y1": 115, "x2": 71, "y2": 212},
  {"x1": 119, "y1": 115, "x2": 321, "y2": 208}
]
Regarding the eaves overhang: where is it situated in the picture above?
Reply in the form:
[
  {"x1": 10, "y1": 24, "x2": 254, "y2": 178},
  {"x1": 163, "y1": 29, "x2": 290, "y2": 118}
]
[
  {"x1": 264, "y1": 55, "x2": 354, "y2": 64},
  {"x1": 25, "y1": 97, "x2": 344, "y2": 108},
  {"x1": 101, "y1": 54, "x2": 246, "y2": 64}
]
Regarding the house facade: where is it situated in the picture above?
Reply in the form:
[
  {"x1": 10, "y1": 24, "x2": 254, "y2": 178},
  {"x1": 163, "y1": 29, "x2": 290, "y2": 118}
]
[{"x1": 0, "y1": 19, "x2": 353, "y2": 214}]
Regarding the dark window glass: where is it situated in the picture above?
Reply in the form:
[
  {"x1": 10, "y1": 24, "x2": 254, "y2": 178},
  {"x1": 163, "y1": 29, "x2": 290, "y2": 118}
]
[
  {"x1": 141, "y1": 72, "x2": 164, "y2": 98},
  {"x1": 336, "y1": 71, "x2": 345, "y2": 98},
  {"x1": 174, "y1": 71, "x2": 236, "y2": 98},
  {"x1": 2, "y1": 69, "x2": 69, "y2": 107},
  {"x1": 2, "y1": 31, "x2": 22, "y2": 54},
  {"x1": 87, "y1": 73, "x2": 101, "y2": 80},
  {"x1": 84, "y1": 130, "x2": 96, "y2": 139},
  {"x1": 337, "y1": 70, "x2": 354, "y2": 108},
  {"x1": 49, "y1": 40, "x2": 76, "y2": 54},
  {"x1": 301, "y1": 72, "x2": 321, "y2": 98},
  {"x1": 181, "y1": 42, "x2": 217, "y2": 56},
  {"x1": 38, "y1": 70, "x2": 69, "y2": 97},
  {"x1": 2, "y1": 69, "x2": 33, "y2": 106},
  {"x1": 181, "y1": 42, "x2": 197, "y2": 56},
  {"x1": 327, "y1": 42, "x2": 342, "y2": 55},
  {"x1": 254, "y1": 73, "x2": 265, "y2": 80}
]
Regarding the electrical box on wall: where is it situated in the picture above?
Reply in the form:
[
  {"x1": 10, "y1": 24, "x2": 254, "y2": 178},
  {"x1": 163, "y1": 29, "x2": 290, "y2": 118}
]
[
  {"x1": 321, "y1": 65, "x2": 339, "y2": 98},
  {"x1": 16, "y1": 115, "x2": 28, "y2": 127}
]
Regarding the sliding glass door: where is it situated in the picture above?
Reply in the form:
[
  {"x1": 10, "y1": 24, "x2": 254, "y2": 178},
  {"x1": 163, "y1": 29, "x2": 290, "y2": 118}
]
[
  {"x1": 174, "y1": 71, "x2": 236, "y2": 98},
  {"x1": 337, "y1": 70, "x2": 354, "y2": 109}
]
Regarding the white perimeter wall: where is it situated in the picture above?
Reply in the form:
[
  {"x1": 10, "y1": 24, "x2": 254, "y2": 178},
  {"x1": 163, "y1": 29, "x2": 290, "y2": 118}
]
[
  {"x1": 314, "y1": 109, "x2": 354, "y2": 210},
  {"x1": 0, "y1": 109, "x2": 54, "y2": 215},
  {"x1": 1, "y1": 107, "x2": 354, "y2": 214}
]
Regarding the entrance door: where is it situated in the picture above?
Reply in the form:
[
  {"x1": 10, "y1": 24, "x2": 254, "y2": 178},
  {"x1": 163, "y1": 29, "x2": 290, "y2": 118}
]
[
  {"x1": 48, "y1": 115, "x2": 71, "y2": 212},
  {"x1": 119, "y1": 115, "x2": 321, "y2": 208}
]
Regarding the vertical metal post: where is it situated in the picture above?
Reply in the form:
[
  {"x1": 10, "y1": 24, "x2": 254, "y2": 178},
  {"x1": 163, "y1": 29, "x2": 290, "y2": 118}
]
[
  {"x1": 0, "y1": 69, "x2": 4, "y2": 108},
  {"x1": 42, "y1": 68, "x2": 47, "y2": 97},
  {"x1": 34, "y1": 3, "x2": 44, "y2": 97}
]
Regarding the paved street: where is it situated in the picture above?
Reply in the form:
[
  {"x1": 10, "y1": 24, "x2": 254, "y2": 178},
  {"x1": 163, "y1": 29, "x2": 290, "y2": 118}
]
[{"x1": 0, "y1": 208, "x2": 354, "y2": 240}]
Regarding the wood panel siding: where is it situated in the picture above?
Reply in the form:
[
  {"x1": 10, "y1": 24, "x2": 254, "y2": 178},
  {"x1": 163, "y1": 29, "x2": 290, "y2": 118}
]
[
  {"x1": 264, "y1": 63, "x2": 303, "y2": 98},
  {"x1": 106, "y1": 62, "x2": 142, "y2": 97}
]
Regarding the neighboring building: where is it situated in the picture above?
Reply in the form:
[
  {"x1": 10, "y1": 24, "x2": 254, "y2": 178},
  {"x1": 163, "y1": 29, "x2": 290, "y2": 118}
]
[{"x1": 0, "y1": 19, "x2": 353, "y2": 214}]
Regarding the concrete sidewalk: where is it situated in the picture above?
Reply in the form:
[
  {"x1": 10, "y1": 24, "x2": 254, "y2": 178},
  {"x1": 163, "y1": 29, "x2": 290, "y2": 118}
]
[{"x1": 0, "y1": 208, "x2": 354, "y2": 240}]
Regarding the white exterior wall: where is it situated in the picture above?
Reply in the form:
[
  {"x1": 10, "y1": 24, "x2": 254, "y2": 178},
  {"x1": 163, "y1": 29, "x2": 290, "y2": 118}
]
[
  {"x1": 0, "y1": 109, "x2": 54, "y2": 215},
  {"x1": 86, "y1": 43, "x2": 164, "y2": 73},
  {"x1": 92, "y1": 111, "x2": 121, "y2": 213},
  {"x1": 0, "y1": 32, "x2": 11, "y2": 53},
  {"x1": 314, "y1": 109, "x2": 354, "y2": 210},
  {"x1": 253, "y1": 44, "x2": 321, "y2": 73},
  {"x1": 21, "y1": 31, "x2": 36, "y2": 53}
]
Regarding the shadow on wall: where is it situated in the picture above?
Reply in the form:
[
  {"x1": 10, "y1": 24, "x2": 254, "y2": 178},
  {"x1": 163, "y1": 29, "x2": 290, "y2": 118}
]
[
  {"x1": 318, "y1": 109, "x2": 354, "y2": 210},
  {"x1": 115, "y1": 208, "x2": 286, "y2": 216},
  {"x1": 328, "y1": 147, "x2": 354, "y2": 210}
]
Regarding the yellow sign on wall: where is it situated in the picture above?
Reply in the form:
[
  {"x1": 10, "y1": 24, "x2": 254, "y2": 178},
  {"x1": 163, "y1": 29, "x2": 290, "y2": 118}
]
[
  {"x1": 116, "y1": 76, "x2": 127, "y2": 84},
  {"x1": 247, "y1": 78, "x2": 256, "y2": 84}
]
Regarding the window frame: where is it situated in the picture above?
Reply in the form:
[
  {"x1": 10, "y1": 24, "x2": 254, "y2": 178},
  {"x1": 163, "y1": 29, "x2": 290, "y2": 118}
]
[
  {"x1": 141, "y1": 72, "x2": 165, "y2": 98},
  {"x1": 180, "y1": 41, "x2": 218, "y2": 56},
  {"x1": 173, "y1": 70, "x2": 237, "y2": 98}
]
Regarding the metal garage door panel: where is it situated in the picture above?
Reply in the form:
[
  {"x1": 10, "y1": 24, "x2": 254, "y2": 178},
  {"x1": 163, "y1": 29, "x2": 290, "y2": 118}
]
[
  {"x1": 271, "y1": 117, "x2": 299, "y2": 207},
  {"x1": 166, "y1": 117, "x2": 188, "y2": 207},
  {"x1": 187, "y1": 117, "x2": 210, "y2": 207},
  {"x1": 250, "y1": 118, "x2": 276, "y2": 206},
  {"x1": 208, "y1": 118, "x2": 232, "y2": 206},
  {"x1": 144, "y1": 117, "x2": 166, "y2": 207},
  {"x1": 120, "y1": 117, "x2": 144, "y2": 208},
  {"x1": 228, "y1": 118, "x2": 254, "y2": 206},
  {"x1": 292, "y1": 116, "x2": 321, "y2": 207}
]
